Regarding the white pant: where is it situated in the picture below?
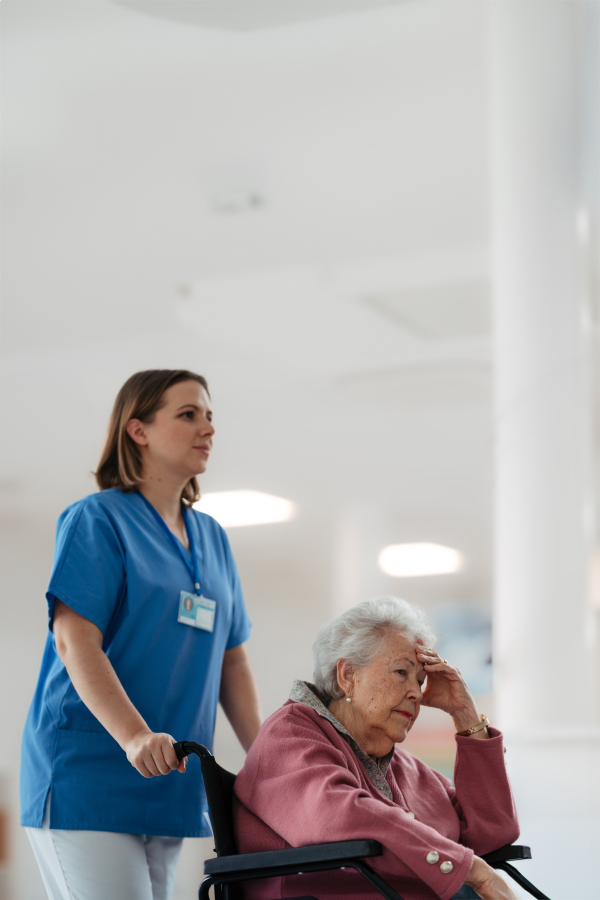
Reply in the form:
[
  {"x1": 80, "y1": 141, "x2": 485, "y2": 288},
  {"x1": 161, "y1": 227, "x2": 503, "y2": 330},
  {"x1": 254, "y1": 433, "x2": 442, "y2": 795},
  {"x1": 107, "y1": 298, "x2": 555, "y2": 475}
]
[{"x1": 25, "y1": 798, "x2": 183, "y2": 900}]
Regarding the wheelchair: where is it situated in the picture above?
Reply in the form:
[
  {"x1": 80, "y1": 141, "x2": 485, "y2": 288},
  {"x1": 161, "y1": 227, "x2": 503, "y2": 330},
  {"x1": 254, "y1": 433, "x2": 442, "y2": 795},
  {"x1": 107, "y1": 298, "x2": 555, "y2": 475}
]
[{"x1": 174, "y1": 741, "x2": 551, "y2": 900}]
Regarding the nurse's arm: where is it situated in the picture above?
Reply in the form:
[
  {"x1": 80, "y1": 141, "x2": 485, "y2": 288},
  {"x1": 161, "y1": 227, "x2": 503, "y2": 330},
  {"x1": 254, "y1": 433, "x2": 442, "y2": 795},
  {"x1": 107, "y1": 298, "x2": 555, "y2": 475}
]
[
  {"x1": 53, "y1": 599, "x2": 185, "y2": 779},
  {"x1": 219, "y1": 643, "x2": 262, "y2": 751}
]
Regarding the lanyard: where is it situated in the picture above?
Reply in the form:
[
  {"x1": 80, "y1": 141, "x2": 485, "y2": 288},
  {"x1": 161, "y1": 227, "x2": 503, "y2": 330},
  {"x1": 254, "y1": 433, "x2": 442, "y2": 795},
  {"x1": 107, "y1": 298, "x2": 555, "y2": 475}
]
[{"x1": 138, "y1": 492, "x2": 202, "y2": 595}]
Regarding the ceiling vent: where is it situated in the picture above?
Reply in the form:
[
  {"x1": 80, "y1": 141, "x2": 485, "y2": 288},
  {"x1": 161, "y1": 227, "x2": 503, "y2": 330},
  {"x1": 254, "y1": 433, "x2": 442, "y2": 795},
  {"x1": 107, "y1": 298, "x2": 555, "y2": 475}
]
[
  {"x1": 334, "y1": 361, "x2": 491, "y2": 408},
  {"x1": 361, "y1": 280, "x2": 490, "y2": 339}
]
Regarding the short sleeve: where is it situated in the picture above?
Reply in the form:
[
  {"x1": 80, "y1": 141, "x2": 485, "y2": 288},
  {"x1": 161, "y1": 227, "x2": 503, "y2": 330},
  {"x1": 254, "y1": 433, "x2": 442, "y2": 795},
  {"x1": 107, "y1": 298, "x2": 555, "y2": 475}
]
[
  {"x1": 47, "y1": 498, "x2": 126, "y2": 634},
  {"x1": 219, "y1": 527, "x2": 252, "y2": 650}
]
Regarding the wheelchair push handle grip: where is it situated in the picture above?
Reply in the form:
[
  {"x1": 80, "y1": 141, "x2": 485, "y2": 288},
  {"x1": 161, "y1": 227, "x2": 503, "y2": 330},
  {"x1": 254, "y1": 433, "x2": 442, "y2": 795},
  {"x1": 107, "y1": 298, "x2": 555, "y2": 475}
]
[{"x1": 173, "y1": 740, "x2": 213, "y2": 762}]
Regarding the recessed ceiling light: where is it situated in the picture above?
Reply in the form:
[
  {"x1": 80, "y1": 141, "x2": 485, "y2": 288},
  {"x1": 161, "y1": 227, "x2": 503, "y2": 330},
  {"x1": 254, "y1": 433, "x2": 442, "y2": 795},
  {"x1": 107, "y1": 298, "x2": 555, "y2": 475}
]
[
  {"x1": 378, "y1": 543, "x2": 463, "y2": 577},
  {"x1": 193, "y1": 490, "x2": 296, "y2": 528}
]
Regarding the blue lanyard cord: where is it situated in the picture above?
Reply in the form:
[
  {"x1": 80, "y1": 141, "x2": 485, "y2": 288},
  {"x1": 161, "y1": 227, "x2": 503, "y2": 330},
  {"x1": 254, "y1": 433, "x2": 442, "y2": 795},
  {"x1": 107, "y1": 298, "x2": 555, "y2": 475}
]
[
  {"x1": 181, "y1": 507, "x2": 202, "y2": 593},
  {"x1": 137, "y1": 492, "x2": 202, "y2": 595}
]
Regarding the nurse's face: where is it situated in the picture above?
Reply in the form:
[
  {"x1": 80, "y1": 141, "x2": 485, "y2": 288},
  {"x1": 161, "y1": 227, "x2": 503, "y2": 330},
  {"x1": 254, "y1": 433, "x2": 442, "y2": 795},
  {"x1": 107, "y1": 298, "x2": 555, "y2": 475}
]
[{"x1": 134, "y1": 380, "x2": 215, "y2": 480}]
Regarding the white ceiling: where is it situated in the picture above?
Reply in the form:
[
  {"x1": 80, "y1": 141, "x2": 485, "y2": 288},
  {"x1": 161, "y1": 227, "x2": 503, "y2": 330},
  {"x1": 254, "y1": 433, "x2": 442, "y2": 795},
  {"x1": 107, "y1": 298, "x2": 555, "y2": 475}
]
[
  {"x1": 116, "y1": 0, "x2": 407, "y2": 32},
  {"x1": 1, "y1": 0, "x2": 492, "y2": 609}
]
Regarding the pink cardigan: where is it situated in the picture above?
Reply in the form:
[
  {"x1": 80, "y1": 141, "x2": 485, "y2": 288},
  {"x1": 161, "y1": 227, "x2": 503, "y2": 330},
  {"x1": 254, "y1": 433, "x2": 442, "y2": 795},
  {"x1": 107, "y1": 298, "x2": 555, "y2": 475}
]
[{"x1": 234, "y1": 698, "x2": 519, "y2": 900}]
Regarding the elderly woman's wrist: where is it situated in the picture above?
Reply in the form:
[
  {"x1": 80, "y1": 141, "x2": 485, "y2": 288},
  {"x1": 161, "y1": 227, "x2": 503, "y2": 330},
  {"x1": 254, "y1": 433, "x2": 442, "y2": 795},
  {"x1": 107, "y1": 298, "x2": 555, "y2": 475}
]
[
  {"x1": 451, "y1": 707, "x2": 482, "y2": 733},
  {"x1": 464, "y1": 856, "x2": 490, "y2": 888}
]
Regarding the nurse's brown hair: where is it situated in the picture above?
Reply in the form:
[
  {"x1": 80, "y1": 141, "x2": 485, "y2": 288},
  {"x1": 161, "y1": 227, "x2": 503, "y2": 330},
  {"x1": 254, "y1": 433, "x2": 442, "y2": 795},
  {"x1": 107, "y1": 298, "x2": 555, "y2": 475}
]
[{"x1": 95, "y1": 369, "x2": 210, "y2": 505}]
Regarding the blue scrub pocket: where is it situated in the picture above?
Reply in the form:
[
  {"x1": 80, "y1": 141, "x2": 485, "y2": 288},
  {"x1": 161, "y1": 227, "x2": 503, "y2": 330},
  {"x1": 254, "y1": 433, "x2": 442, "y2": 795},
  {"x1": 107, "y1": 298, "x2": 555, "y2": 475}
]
[{"x1": 50, "y1": 729, "x2": 144, "y2": 832}]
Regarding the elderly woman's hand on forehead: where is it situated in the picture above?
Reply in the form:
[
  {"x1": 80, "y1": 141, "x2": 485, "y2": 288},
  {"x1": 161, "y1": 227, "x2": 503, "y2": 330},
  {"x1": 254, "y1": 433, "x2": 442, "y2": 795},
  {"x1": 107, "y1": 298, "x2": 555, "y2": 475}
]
[{"x1": 417, "y1": 645, "x2": 488, "y2": 738}]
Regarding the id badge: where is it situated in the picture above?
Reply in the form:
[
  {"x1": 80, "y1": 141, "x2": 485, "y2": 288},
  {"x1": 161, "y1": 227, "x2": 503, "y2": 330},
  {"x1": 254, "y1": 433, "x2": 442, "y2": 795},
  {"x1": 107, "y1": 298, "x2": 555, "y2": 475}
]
[{"x1": 178, "y1": 591, "x2": 216, "y2": 632}]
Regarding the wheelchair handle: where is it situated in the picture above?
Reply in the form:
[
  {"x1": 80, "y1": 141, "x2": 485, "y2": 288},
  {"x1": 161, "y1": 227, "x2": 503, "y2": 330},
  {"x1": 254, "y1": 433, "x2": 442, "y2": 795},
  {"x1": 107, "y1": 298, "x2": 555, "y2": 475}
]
[{"x1": 173, "y1": 740, "x2": 213, "y2": 762}]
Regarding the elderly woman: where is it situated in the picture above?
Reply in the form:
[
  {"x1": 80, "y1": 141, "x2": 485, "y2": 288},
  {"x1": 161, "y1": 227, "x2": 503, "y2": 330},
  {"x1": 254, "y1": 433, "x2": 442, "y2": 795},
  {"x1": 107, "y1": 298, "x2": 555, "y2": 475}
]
[{"x1": 234, "y1": 598, "x2": 519, "y2": 900}]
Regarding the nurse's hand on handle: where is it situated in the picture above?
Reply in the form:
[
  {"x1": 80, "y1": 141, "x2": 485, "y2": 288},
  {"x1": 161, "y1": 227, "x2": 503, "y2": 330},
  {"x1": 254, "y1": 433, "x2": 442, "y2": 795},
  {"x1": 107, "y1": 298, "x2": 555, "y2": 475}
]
[
  {"x1": 464, "y1": 857, "x2": 518, "y2": 900},
  {"x1": 125, "y1": 730, "x2": 186, "y2": 778}
]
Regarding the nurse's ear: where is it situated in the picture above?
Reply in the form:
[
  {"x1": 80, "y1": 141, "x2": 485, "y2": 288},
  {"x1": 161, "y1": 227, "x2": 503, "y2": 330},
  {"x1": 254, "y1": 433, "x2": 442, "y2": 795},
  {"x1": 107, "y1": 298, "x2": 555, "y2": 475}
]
[{"x1": 126, "y1": 418, "x2": 149, "y2": 447}]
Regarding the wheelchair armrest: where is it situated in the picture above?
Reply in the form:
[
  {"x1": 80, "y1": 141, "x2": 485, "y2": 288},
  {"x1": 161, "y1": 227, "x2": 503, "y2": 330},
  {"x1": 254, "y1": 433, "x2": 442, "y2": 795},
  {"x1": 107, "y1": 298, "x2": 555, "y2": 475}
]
[
  {"x1": 482, "y1": 844, "x2": 532, "y2": 865},
  {"x1": 205, "y1": 839, "x2": 383, "y2": 876}
]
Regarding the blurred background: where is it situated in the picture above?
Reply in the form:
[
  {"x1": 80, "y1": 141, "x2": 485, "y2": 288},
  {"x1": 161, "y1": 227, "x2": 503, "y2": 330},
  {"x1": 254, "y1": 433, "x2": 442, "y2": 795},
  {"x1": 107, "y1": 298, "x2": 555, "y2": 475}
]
[{"x1": 1, "y1": 1, "x2": 599, "y2": 898}]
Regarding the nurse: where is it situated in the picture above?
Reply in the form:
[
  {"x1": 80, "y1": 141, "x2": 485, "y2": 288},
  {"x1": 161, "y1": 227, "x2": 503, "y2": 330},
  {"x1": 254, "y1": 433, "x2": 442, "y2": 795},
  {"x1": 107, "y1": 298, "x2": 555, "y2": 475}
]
[{"x1": 20, "y1": 368, "x2": 262, "y2": 900}]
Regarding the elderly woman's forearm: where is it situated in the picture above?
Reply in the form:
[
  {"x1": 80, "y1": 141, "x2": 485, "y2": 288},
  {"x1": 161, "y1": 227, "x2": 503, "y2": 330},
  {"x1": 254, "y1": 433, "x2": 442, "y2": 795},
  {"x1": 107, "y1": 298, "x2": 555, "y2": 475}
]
[{"x1": 452, "y1": 728, "x2": 520, "y2": 854}]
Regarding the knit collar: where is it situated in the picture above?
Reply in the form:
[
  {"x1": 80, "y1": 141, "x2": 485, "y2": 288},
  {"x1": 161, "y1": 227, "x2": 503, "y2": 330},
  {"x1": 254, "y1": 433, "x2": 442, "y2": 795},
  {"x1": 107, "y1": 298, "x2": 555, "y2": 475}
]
[{"x1": 289, "y1": 679, "x2": 394, "y2": 800}]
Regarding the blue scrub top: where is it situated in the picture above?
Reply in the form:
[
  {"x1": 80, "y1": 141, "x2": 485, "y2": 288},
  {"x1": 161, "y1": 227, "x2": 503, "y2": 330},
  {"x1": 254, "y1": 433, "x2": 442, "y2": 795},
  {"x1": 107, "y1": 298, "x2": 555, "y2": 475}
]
[{"x1": 20, "y1": 488, "x2": 251, "y2": 837}]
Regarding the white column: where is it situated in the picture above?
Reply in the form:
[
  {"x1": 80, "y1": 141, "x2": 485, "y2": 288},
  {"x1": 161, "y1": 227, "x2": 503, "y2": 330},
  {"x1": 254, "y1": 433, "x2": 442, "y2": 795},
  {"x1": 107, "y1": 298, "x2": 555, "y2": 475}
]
[
  {"x1": 492, "y1": 0, "x2": 598, "y2": 729},
  {"x1": 491, "y1": 2, "x2": 599, "y2": 896}
]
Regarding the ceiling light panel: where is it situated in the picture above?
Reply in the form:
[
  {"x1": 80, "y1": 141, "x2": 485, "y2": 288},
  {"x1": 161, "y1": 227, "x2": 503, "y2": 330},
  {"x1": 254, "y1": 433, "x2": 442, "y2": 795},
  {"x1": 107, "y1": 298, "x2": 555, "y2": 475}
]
[
  {"x1": 378, "y1": 543, "x2": 464, "y2": 577},
  {"x1": 194, "y1": 490, "x2": 296, "y2": 527}
]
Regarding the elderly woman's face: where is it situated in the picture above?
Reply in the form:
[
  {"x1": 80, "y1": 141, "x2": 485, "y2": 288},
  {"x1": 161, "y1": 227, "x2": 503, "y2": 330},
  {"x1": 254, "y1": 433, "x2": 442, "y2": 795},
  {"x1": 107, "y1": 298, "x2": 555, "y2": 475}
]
[{"x1": 350, "y1": 631, "x2": 426, "y2": 751}]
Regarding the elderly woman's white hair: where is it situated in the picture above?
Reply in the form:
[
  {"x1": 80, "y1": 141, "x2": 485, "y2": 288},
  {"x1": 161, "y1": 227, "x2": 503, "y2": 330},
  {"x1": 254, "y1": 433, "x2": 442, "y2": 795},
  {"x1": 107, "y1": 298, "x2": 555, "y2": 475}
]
[{"x1": 312, "y1": 596, "x2": 436, "y2": 701}]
